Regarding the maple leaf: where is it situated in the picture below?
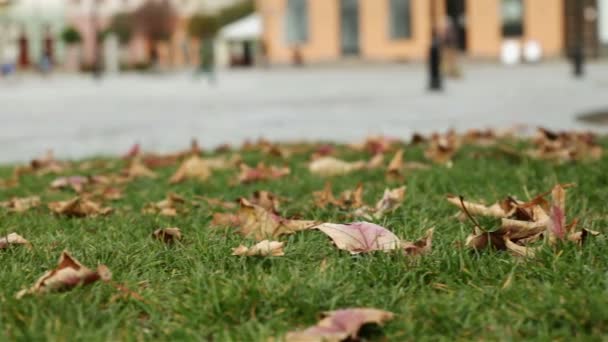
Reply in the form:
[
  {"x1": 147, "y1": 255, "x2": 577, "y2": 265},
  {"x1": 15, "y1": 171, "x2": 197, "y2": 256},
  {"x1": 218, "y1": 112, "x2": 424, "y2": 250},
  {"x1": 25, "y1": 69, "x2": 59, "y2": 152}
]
[
  {"x1": 285, "y1": 308, "x2": 394, "y2": 342},
  {"x1": 0, "y1": 196, "x2": 41, "y2": 213},
  {"x1": 449, "y1": 184, "x2": 599, "y2": 256},
  {"x1": 232, "y1": 240, "x2": 285, "y2": 257},
  {"x1": 169, "y1": 156, "x2": 211, "y2": 184},
  {"x1": 152, "y1": 228, "x2": 182, "y2": 243},
  {"x1": 236, "y1": 199, "x2": 317, "y2": 241},
  {"x1": 314, "y1": 222, "x2": 433, "y2": 255},
  {"x1": 48, "y1": 197, "x2": 112, "y2": 217},
  {"x1": 16, "y1": 251, "x2": 111, "y2": 298},
  {"x1": 0, "y1": 233, "x2": 31, "y2": 249}
]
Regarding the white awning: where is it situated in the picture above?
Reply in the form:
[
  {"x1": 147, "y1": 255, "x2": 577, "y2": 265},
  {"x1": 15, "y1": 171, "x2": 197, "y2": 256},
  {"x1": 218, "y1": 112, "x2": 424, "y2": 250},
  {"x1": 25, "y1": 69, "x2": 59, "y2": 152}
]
[{"x1": 219, "y1": 14, "x2": 261, "y2": 41}]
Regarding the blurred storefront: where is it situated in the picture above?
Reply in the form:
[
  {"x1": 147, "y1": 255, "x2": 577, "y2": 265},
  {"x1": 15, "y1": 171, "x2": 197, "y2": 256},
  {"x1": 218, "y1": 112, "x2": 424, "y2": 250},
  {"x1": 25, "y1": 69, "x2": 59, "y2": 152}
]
[{"x1": 256, "y1": 0, "x2": 568, "y2": 64}]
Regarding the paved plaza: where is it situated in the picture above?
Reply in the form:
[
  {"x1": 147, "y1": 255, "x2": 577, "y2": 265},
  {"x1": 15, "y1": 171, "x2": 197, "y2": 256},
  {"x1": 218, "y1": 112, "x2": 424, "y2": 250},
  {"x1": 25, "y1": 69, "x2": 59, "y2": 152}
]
[{"x1": 1, "y1": 61, "x2": 607, "y2": 163}]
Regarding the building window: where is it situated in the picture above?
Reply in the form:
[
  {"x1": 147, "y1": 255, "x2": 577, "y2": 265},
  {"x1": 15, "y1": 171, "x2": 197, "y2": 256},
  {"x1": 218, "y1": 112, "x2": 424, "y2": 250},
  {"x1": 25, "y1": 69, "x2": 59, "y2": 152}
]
[
  {"x1": 502, "y1": 0, "x2": 524, "y2": 37},
  {"x1": 389, "y1": 0, "x2": 412, "y2": 39},
  {"x1": 285, "y1": 0, "x2": 309, "y2": 44}
]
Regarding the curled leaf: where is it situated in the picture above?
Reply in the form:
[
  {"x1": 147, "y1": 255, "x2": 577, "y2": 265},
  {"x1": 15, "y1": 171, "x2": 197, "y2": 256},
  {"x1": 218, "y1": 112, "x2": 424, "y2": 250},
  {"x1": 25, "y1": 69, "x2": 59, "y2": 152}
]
[
  {"x1": 0, "y1": 233, "x2": 31, "y2": 249},
  {"x1": 308, "y1": 157, "x2": 366, "y2": 177},
  {"x1": 237, "y1": 199, "x2": 317, "y2": 240},
  {"x1": 285, "y1": 308, "x2": 394, "y2": 342},
  {"x1": 0, "y1": 196, "x2": 41, "y2": 213},
  {"x1": 169, "y1": 156, "x2": 211, "y2": 184},
  {"x1": 232, "y1": 240, "x2": 285, "y2": 257},
  {"x1": 152, "y1": 228, "x2": 182, "y2": 243},
  {"x1": 16, "y1": 251, "x2": 111, "y2": 298},
  {"x1": 48, "y1": 197, "x2": 112, "y2": 217}
]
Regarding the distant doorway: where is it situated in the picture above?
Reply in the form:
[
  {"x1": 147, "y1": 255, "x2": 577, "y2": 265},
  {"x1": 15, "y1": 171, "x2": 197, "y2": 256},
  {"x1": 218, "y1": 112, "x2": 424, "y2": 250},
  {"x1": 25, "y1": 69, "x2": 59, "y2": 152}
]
[
  {"x1": 446, "y1": 0, "x2": 467, "y2": 51},
  {"x1": 340, "y1": 0, "x2": 360, "y2": 55}
]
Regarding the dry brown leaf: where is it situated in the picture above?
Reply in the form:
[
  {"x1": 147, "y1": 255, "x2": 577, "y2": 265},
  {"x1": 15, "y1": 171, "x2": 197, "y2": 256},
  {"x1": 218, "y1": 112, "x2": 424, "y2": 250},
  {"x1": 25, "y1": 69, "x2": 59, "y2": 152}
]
[
  {"x1": 237, "y1": 162, "x2": 290, "y2": 184},
  {"x1": 0, "y1": 233, "x2": 31, "y2": 249},
  {"x1": 308, "y1": 157, "x2": 367, "y2": 177},
  {"x1": 313, "y1": 183, "x2": 364, "y2": 210},
  {"x1": 211, "y1": 212, "x2": 241, "y2": 228},
  {"x1": 199, "y1": 197, "x2": 238, "y2": 210},
  {"x1": 353, "y1": 186, "x2": 406, "y2": 219},
  {"x1": 203, "y1": 154, "x2": 242, "y2": 170},
  {"x1": 123, "y1": 159, "x2": 158, "y2": 179},
  {"x1": 285, "y1": 308, "x2": 394, "y2": 342},
  {"x1": 424, "y1": 131, "x2": 461, "y2": 166},
  {"x1": 16, "y1": 251, "x2": 111, "y2": 298},
  {"x1": 48, "y1": 197, "x2": 112, "y2": 217},
  {"x1": 50, "y1": 176, "x2": 90, "y2": 192},
  {"x1": 314, "y1": 222, "x2": 432, "y2": 255},
  {"x1": 387, "y1": 149, "x2": 404, "y2": 179},
  {"x1": 526, "y1": 128, "x2": 603, "y2": 163},
  {"x1": 250, "y1": 190, "x2": 281, "y2": 212},
  {"x1": 349, "y1": 135, "x2": 397, "y2": 154},
  {"x1": 232, "y1": 240, "x2": 285, "y2": 257},
  {"x1": 0, "y1": 196, "x2": 41, "y2": 213},
  {"x1": 152, "y1": 228, "x2": 182, "y2": 243},
  {"x1": 447, "y1": 195, "x2": 512, "y2": 218},
  {"x1": 169, "y1": 156, "x2": 211, "y2": 184},
  {"x1": 237, "y1": 199, "x2": 317, "y2": 241},
  {"x1": 28, "y1": 151, "x2": 70, "y2": 175},
  {"x1": 143, "y1": 193, "x2": 187, "y2": 217}
]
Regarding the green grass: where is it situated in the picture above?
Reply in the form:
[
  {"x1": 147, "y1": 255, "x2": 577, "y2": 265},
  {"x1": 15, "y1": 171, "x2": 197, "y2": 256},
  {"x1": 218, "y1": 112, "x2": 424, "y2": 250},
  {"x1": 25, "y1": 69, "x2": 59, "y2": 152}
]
[{"x1": 1, "y1": 142, "x2": 607, "y2": 341}]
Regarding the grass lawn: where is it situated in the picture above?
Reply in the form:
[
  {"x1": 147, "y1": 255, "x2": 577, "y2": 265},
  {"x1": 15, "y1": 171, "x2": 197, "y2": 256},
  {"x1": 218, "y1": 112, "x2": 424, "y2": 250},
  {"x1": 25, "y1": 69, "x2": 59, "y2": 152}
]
[{"x1": 1, "y1": 137, "x2": 607, "y2": 341}]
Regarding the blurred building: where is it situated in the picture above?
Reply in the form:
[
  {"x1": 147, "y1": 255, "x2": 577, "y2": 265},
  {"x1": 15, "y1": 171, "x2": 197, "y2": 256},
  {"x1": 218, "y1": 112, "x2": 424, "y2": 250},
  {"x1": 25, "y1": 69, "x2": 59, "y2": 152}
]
[
  {"x1": 0, "y1": 0, "x2": 67, "y2": 69},
  {"x1": 256, "y1": 0, "x2": 605, "y2": 65},
  {"x1": 66, "y1": 0, "x2": 243, "y2": 69}
]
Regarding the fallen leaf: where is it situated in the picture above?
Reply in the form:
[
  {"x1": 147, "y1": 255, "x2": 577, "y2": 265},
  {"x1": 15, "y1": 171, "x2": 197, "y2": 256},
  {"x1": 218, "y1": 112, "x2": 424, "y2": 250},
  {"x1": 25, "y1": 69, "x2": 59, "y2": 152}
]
[
  {"x1": 353, "y1": 186, "x2": 406, "y2": 219},
  {"x1": 386, "y1": 149, "x2": 404, "y2": 179},
  {"x1": 123, "y1": 159, "x2": 158, "y2": 179},
  {"x1": 237, "y1": 199, "x2": 317, "y2": 240},
  {"x1": 424, "y1": 131, "x2": 461, "y2": 166},
  {"x1": 16, "y1": 251, "x2": 111, "y2": 298},
  {"x1": 143, "y1": 193, "x2": 187, "y2": 217},
  {"x1": 237, "y1": 162, "x2": 290, "y2": 184},
  {"x1": 526, "y1": 128, "x2": 602, "y2": 163},
  {"x1": 314, "y1": 222, "x2": 432, "y2": 255},
  {"x1": 285, "y1": 308, "x2": 394, "y2": 342},
  {"x1": 152, "y1": 228, "x2": 182, "y2": 243},
  {"x1": 313, "y1": 183, "x2": 364, "y2": 210},
  {"x1": 0, "y1": 196, "x2": 41, "y2": 213},
  {"x1": 446, "y1": 195, "x2": 513, "y2": 218},
  {"x1": 250, "y1": 190, "x2": 281, "y2": 212},
  {"x1": 0, "y1": 233, "x2": 31, "y2": 249},
  {"x1": 232, "y1": 240, "x2": 285, "y2": 256},
  {"x1": 308, "y1": 157, "x2": 367, "y2": 177},
  {"x1": 50, "y1": 176, "x2": 90, "y2": 192},
  {"x1": 349, "y1": 135, "x2": 397, "y2": 154},
  {"x1": 169, "y1": 156, "x2": 211, "y2": 184},
  {"x1": 48, "y1": 197, "x2": 112, "y2": 217}
]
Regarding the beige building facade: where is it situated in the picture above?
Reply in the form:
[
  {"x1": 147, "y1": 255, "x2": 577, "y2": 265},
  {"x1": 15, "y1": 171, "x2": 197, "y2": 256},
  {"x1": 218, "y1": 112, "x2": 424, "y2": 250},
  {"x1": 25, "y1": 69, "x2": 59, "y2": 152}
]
[{"x1": 257, "y1": 0, "x2": 566, "y2": 64}]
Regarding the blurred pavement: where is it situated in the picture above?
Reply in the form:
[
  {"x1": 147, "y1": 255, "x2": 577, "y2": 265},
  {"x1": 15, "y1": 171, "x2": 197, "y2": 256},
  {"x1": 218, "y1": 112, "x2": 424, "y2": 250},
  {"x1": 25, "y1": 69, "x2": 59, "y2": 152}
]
[{"x1": 1, "y1": 61, "x2": 608, "y2": 163}]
